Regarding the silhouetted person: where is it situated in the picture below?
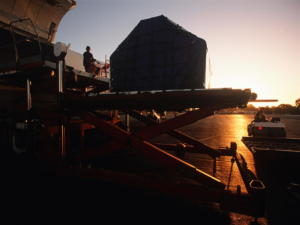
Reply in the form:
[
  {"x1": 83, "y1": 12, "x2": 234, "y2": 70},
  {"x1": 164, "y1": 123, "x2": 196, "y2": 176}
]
[
  {"x1": 83, "y1": 46, "x2": 95, "y2": 73},
  {"x1": 253, "y1": 109, "x2": 266, "y2": 122}
]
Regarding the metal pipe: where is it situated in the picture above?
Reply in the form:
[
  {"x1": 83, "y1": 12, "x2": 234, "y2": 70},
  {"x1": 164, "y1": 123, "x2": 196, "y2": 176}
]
[
  {"x1": 58, "y1": 60, "x2": 63, "y2": 93},
  {"x1": 26, "y1": 78, "x2": 32, "y2": 155},
  {"x1": 126, "y1": 113, "x2": 130, "y2": 132},
  {"x1": 27, "y1": 79, "x2": 31, "y2": 111},
  {"x1": 58, "y1": 60, "x2": 65, "y2": 157},
  {"x1": 62, "y1": 126, "x2": 65, "y2": 157}
]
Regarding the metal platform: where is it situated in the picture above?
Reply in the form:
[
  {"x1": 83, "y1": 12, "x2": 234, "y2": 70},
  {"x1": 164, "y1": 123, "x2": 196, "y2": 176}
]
[
  {"x1": 242, "y1": 136, "x2": 300, "y2": 159},
  {"x1": 67, "y1": 88, "x2": 252, "y2": 112}
]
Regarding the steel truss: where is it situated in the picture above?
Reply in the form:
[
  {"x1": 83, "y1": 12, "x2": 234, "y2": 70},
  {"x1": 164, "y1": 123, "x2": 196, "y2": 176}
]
[
  {"x1": 38, "y1": 104, "x2": 265, "y2": 218},
  {"x1": 2, "y1": 52, "x2": 265, "y2": 219}
]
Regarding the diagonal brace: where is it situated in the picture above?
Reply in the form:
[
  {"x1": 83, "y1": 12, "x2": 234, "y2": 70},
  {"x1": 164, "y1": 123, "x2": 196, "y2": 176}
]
[
  {"x1": 76, "y1": 110, "x2": 225, "y2": 189},
  {"x1": 132, "y1": 105, "x2": 219, "y2": 141},
  {"x1": 129, "y1": 109, "x2": 221, "y2": 158}
]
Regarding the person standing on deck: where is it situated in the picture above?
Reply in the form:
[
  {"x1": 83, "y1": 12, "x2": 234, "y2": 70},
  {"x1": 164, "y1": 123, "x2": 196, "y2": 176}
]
[{"x1": 83, "y1": 46, "x2": 95, "y2": 72}]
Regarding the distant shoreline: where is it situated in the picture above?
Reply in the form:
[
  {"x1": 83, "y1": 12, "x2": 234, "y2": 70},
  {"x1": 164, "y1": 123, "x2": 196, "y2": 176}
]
[{"x1": 215, "y1": 113, "x2": 300, "y2": 116}]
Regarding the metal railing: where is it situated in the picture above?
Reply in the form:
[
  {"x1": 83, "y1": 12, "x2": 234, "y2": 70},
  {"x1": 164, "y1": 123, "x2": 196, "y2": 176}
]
[{"x1": 0, "y1": 18, "x2": 43, "y2": 72}]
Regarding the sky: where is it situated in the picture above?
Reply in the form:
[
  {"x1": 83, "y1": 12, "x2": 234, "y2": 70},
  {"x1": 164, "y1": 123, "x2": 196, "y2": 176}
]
[{"x1": 55, "y1": 0, "x2": 300, "y2": 107}]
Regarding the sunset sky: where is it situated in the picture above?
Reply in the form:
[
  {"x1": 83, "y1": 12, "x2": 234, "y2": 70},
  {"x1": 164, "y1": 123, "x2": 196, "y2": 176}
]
[{"x1": 55, "y1": 0, "x2": 300, "y2": 107}]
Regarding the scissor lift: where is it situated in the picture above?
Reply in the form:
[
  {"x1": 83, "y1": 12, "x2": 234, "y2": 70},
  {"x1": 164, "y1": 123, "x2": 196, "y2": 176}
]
[
  {"x1": 38, "y1": 87, "x2": 265, "y2": 219},
  {"x1": 0, "y1": 37, "x2": 265, "y2": 220}
]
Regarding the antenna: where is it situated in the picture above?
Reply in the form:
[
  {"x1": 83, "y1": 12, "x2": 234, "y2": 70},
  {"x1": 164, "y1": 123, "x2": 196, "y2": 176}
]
[{"x1": 66, "y1": 43, "x2": 71, "y2": 52}]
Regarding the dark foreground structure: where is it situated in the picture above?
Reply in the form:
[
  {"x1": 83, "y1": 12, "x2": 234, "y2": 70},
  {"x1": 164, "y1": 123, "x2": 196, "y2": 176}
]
[{"x1": 0, "y1": 0, "x2": 268, "y2": 223}]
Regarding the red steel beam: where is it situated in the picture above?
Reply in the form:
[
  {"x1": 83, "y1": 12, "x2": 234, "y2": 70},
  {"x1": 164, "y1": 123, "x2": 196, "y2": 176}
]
[
  {"x1": 74, "y1": 107, "x2": 219, "y2": 160},
  {"x1": 133, "y1": 105, "x2": 218, "y2": 141},
  {"x1": 77, "y1": 110, "x2": 225, "y2": 189},
  {"x1": 129, "y1": 110, "x2": 221, "y2": 158},
  {"x1": 168, "y1": 130, "x2": 221, "y2": 158},
  {"x1": 72, "y1": 106, "x2": 221, "y2": 162}
]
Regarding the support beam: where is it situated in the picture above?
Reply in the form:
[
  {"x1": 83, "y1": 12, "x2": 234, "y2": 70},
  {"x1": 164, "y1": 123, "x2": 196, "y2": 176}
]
[
  {"x1": 168, "y1": 130, "x2": 221, "y2": 158},
  {"x1": 125, "y1": 112, "x2": 130, "y2": 132},
  {"x1": 26, "y1": 78, "x2": 33, "y2": 155},
  {"x1": 27, "y1": 79, "x2": 31, "y2": 111},
  {"x1": 74, "y1": 107, "x2": 221, "y2": 160},
  {"x1": 133, "y1": 105, "x2": 218, "y2": 141},
  {"x1": 129, "y1": 110, "x2": 221, "y2": 158},
  {"x1": 57, "y1": 60, "x2": 65, "y2": 157},
  {"x1": 76, "y1": 110, "x2": 225, "y2": 189}
]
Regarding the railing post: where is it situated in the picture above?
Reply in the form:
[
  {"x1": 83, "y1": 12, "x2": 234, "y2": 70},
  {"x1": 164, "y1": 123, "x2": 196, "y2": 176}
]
[
  {"x1": 58, "y1": 59, "x2": 65, "y2": 157},
  {"x1": 54, "y1": 42, "x2": 69, "y2": 158},
  {"x1": 26, "y1": 78, "x2": 33, "y2": 155},
  {"x1": 125, "y1": 112, "x2": 130, "y2": 132}
]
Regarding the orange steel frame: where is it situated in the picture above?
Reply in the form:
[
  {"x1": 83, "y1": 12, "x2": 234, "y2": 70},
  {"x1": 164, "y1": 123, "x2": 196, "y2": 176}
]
[
  {"x1": 37, "y1": 105, "x2": 265, "y2": 218},
  {"x1": 2, "y1": 58, "x2": 264, "y2": 218}
]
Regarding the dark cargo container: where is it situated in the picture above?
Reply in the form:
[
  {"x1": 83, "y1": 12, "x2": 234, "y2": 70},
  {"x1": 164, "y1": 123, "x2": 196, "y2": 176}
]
[{"x1": 110, "y1": 15, "x2": 210, "y2": 92}]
